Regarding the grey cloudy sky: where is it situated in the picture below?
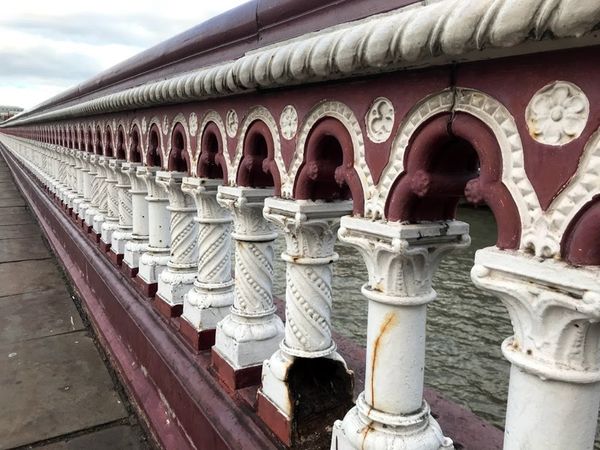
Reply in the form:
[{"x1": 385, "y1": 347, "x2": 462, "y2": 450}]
[{"x1": 0, "y1": 0, "x2": 248, "y2": 110}]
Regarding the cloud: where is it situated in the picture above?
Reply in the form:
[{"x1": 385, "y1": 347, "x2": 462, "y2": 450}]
[
  {"x1": 0, "y1": 46, "x2": 104, "y2": 84},
  {"x1": 2, "y1": 13, "x2": 197, "y2": 47},
  {"x1": 0, "y1": 0, "x2": 249, "y2": 110}
]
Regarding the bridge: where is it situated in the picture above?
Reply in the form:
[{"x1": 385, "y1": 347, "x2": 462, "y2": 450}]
[{"x1": 1, "y1": 0, "x2": 599, "y2": 448}]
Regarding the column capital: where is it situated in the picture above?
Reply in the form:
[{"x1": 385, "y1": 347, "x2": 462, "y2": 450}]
[
  {"x1": 217, "y1": 186, "x2": 276, "y2": 241},
  {"x1": 472, "y1": 247, "x2": 600, "y2": 383},
  {"x1": 156, "y1": 171, "x2": 194, "y2": 210},
  {"x1": 339, "y1": 218, "x2": 470, "y2": 301},
  {"x1": 263, "y1": 198, "x2": 352, "y2": 262},
  {"x1": 182, "y1": 177, "x2": 231, "y2": 224},
  {"x1": 122, "y1": 162, "x2": 145, "y2": 193},
  {"x1": 136, "y1": 166, "x2": 167, "y2": 200}
]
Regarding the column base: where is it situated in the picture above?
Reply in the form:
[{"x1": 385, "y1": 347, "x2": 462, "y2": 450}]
[
  {"x1": 211, "y1": 347, "x2": 263, "y2": 390},
  {"x1": 137, "y1": 249, "x2": 170, "y2": 288},
  {"x1": 179, "y1": 318, "x2": 217, "y2": 352},
  {"x1": 213, "y1": 311, "x2": 283, "y2": 370},
  {"x1": 331, "y1": 395, "x2": 454, "y2": 450},
  {"x1": 182, "y1": 286, "x2": 233, "y2": 340},
  {"x1": 92, "y1": 213, "x2": 105, "y2": 234},
  {"x1": 123, "y1": 238, "x2": 149, "y2": 272},
  {"x1": 100, "y1": 220, "x2": 119, "y2": 250},
  {"x1": 155, "y1": 268, "x2": 196, "y2": 319},
  {"x1": 111, "y1": 228, "x2": 133, "y2": 255},
  {"x1": 84, "y1": 207, "x2": 98, "y2": 228},
  {"x1": 258, "y1": 350, "x2": 354, "y2": 448}
]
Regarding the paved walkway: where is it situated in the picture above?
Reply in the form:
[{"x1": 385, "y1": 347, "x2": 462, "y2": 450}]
[{"x1": 0, "y1": 155, "x2": 152, "y2": 449}]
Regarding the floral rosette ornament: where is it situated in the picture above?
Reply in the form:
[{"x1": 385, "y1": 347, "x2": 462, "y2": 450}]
[{"x1": 526, "y1": 81, "x2": 589, "y2": 146}]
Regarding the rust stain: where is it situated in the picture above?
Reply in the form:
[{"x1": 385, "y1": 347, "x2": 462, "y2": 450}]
[{"x1": 369, "y1": 311, "x2": 397, "y2": 411}]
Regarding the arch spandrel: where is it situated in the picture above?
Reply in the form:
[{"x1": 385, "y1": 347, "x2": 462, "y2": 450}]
[{"x1": 370, "y1": 88, "x2": 542, "y2": 252}]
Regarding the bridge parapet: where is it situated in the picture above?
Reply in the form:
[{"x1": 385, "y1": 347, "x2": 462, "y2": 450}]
[{"x1": 1, "y1": 1, "x2": 600, "y2": 449}]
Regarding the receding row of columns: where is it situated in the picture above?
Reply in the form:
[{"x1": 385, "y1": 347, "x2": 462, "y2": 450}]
[{"x1": 4, "y1": 136, "x2": 600, "y2": 450}]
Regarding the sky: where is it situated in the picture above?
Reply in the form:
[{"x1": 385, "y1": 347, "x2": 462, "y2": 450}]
[{"x1": 0, "y1": 0, "x2": 249, "y2": 111}]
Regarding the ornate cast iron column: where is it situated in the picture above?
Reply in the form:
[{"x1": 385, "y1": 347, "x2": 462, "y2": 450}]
[
  {"x1": 83, "y1": 154, "x2": 100, "y2": 230},
  {"x1": 91, "y1": 156, "x2": 110, "y2": 240},
  {"x1": 472, "y1": 247, "x2": 600, "y2": 450},
  {"x1": 77, "y1": 152, "x2": 92, "y2": 224},
  {"x1": 332, "y1": 218, "x2": 469, "y2": 450},
  {"x1": 122, "y1": 162, "x2": 149, "y2": 276},
  {"x1": 136, "y1": 166, "x2": 171, "y2": 297},
  {"x1": 258, "y1": 198, "x2": 353, "y2": 446},
  {"x1": 179, "y1": 177, "x2": 234, "y2": 350},
  {"x1": 71, "y1": 152, "x2": 86, "y2": 220},
  {"x1": 100, "y1": 159, "x2": 123, "y2": 250},
  {"x1": 211, "y1": 186, "x2": 283, "y2": 389},
  {"x1": 155, "y1": 171, "x2": 198, "y2": 317},
  {"x1": 109, "y1": 161, "x2": 134, "y2": 265}
]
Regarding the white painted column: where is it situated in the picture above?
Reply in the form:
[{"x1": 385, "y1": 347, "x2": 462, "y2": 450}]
[
  {"x1": 136, "y1": 166, "x2": 171, "y2": 287},
  {"x1": 213, "y1": 186, "x2": 283, "y2": 369},
  {"x1": 100, "y1": 159, "x2": 123, "y2": 247},
  {"x1": 71, "y1": 152, "x2": 86, "y2": 216},
  {"x1": 472, "y1": 248, "x2": 600, "y2": 450},
  {"x1": 156, "y1": 171, "x2": 198, "y2": 310},
  {"x1": 84, "y1": 154, "x2": 100, "y2": 227},
  {"x1": 65, "y1": 149, "x2": 79, "y2": 210},
  {"x1": 77, "y1": 153, "x2": 92, "y2": 220},
  {"x1": 260, "y1": 198, "x2": 351, "y2": 417},
  {"x1": 332, "y1": 218, "x2": 469, "y2": 450},
  {"x1": 92, "y1": 156, "x2": 110, "y2": 235},
  {"x1": 123, "y1": 162, "x2": 149, "y2": 271},
  {"x1": 180, "y1": 178, "x2": 234, "y2": 337},
  {"x1": 110, "y1": 161, "x2": 134, "y2": 257}
]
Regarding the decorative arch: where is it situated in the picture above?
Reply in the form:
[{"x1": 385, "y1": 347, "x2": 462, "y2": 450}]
[
  {"x1": 169, "y1": 113, "x2": 191, "y2": 153},
  {"x1": 146, "y1": 123, "x2": 164, "y2": 168},
  {"x1": 167, "y1": 122, "x2": 191, "y2": 173},
  {"x1": 231, "y1": 106, "x2": 280, "y2": 187},
  {"x1": 147, "y1": 116, "x2": 166, "y2": 164},
  {"x1": 293, "y1": 117, "x2": 363, "y2": 208},
  {"x1": 194, "y1": 111, "x2": 229, "y2": 180},
  {"x1": 371, "y1": 88, "x2": 540, "y2": 249},
  {"x1": 128, "y1": 124, "x2": 142, "y2": 162},
  {"x1": 285, "y1": 101, "x2": 371, "y2": 203},
  {"x1": 105, "y1": 125, "x2": 114, "y2": 157}
]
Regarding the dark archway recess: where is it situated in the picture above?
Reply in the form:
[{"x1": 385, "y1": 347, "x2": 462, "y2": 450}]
[
  {"x1": 95, "y1": 127, "x2": 103, "y2": 155},
  {"x1": 237, "y1": 121, "x2": 276, "y2": 188},
  {"x1": 130, "y1": 127, "x2": 142, "y2": 163},
  {"x1": 87, "y1": 128, "x2": 94, "y2": 152},
  {"x1": 105, "y1": 127, "x2": 114, "y2": 157},
  {"x1": 116, "y1": 128, "x2": 126, "y2": 160},
  {"x1": 385, "y1": 112, "x2": 521, "y2": 249},
  {"x1": 562, "y1": 197, "x2": 600, "y2": 265},
  {"x1": 294, "y1": 118, "x2": 364, "y2": 213},
  {"x1": 167, "y1": 124, "x2": 190, "y2": 174},
  {"x1": 197, "y1": 122, "x2": 226, "y2": 181},
  {"x1": 146, "y1": 126, "x2": 162, "y2": 167}
]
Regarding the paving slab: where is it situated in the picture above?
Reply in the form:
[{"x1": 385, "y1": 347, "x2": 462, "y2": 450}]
[
  {"x1": 0, "y1": 236, "x2": 51, "y2": 263},
  {"x1": 0, "y1": 223, "x2": 41, "y2": 240},
  {"x1": 0, "y1": 259, "x2": 65, "y2": 298},
  {"x1": 0, "y1": 189, "x2": 22, "y2": 199},
  {"x1": 0, "y1": 207, "x2": 35, "y2": 226},
  {"x1": 0, "y1": 331, "x2": 128, "y2": 449},
  {"x1": 0, "y1": 287, "x2": 84, "y2": 343},
  {"x1": 39, "y1": 425, "x2": 146, "y2": 450},
  {"x1": 0, "y1": 196, "x2": 26, "y2": 207}
]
